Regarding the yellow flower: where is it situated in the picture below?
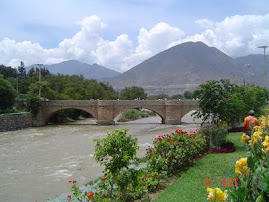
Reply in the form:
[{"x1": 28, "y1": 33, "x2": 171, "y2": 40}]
[
  {"x1": 234, "y1": 158, "x2": 249, "y2": 175},
  {"x1": 262, "y1": 136, "x2": 269, "y2": 154},
  {"x1": 207, "y1": 187, "x2": 228, "y2": 202},
  {"x1": 249, "y1": 132, "x2": 263, "y2": 146},
  {"x1": 241, "y1": 133, "x2": 250, "y2": 143}
]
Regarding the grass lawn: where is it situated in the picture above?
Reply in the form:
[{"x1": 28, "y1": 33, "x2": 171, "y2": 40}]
[{"x1": 154, "y1": 132, "x2": 245, "y2": 202}]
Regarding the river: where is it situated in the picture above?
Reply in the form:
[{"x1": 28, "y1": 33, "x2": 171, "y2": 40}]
[{"x1": 0, "y1": 111, "x2": 201, "y2": 202}]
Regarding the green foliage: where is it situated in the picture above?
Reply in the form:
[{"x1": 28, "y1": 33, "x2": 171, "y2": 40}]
[
  {"x1": 0, "y1": 64, "x2": 17, "y2": 78},
  {"x1": 118, "y1": 109, "x2": 156, "y2": 122},
  {"x1": 184, "y1": 91, "x2": 193, "y2": 99},
  {"x1": 193, "y1": 79, "x2": 234, "y2": 125},
  {"x1": 0, "y1": 74, "x2": 16, "y2": 110},
  {"x1": 193, "y1": 79, "x2": 267, "y2": 126},
  {"x1": 170, "y1": 93, "x2": 184, "y2": 100},
  {"x1": 146, "y1": 129, "x2": 207, "y2": 175},
  {"x1": 201, "y1": 125, "x2": 229, "y2": 148},
  {"x1": 119, "y1": 86, "x2": 147, "y2": 100},
  {"x1": 94, "y1": 129, "x2": 139, "y2": 200},
  {"x1": 26, "y1": 94, "x2": 41, "y2": 116},
  {"x1": 49, "y1": 109, "x2": 91, "y2": 123},
  {"x1": 18, "y1": 61, "x2": 26, "y2": 79}
]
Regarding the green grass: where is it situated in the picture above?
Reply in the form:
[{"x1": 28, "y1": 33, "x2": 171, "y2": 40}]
[{"x1": 154, "y1": 133, "x2": 245, "y2": 202}]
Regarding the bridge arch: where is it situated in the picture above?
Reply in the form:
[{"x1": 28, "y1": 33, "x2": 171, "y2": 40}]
[
  {"x1": 113, "y1": 105, "x2": 166, "y2": 123},
  {"x1": 43, "y1": 107, "x2": 98, "y2": 124}
]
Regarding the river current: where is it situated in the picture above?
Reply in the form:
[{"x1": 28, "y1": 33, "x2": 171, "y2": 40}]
[{"x1": 0, "y1": 112, "x2": 201, "y2": 202}]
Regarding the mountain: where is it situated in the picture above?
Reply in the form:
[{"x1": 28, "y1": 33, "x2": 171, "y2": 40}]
[
  {"x1": 235, "y1": 54, "x2": 269, "y2": 86},
  {"x1": 27, "y1": 60, "x2": 120, "y2": 80},
  {"x1": 108, "y1": 41, "x2": 245, "y2": 95}
]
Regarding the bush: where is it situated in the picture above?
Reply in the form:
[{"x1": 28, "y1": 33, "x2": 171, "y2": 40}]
[
  {"x1": 94, "y1": 129, "x2": 141, "y2": 201},
  {"x1": 201, "y1": 125, "x2": 229, "y2": 148},
  {"x1": 118, "y1": 109, "x2": 156, "y2": 122},
  {"x1": 146, "y1": 129, "x2": 207, "y2": 175}
]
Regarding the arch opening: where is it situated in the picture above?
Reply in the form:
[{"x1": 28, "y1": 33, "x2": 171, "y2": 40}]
[
  {"x1": 47, "y1": 108, "x2": 96, "y2": 125},
  {"x1": 114, "y1": 107, "x2": 165, "y2": 124},
  {"x1": 181, "y1": 110, "x2": 202, "y2": 125}
]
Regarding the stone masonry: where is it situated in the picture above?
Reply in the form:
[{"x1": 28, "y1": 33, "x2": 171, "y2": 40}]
[
  {"x1": 33, "y1": 100, "x2": 198, "y2": 126},
  {"x1": 0, "y1": 113, "x2": 32, "y2": 132}
]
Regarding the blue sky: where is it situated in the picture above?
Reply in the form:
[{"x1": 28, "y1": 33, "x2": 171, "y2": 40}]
[{"x1": 0, "y1": 0, "x2": 268, "y2": 72}]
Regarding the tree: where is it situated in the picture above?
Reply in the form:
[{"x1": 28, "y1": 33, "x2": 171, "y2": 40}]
[
  {"x1": 193, "y1": 79, "x2": 234, "y2": 125},
  {"x1": 94, "y1": 129, "x2": 138, "y2": 200},
  {"x1": 0, "y1": 74, "x2": 16, "y2": 110},
  {"x1": 170, "y1": 94, "x2": 184, "y2": 100},
  {"x1": 193, "y1": 80, "x2": 267, "y2": 126},
  {"x1": 184, "y1": 91, "x2": 193, "y2": 99},
  {"x1": 18, "y1": 61, "x2": 26, "y2": 79},
  {"x1": 119, "y1": 86, "x2": 147, "y2": 100},
  {"x1": 25, "y1": 94, "x2": 41, "y2": 116},
  {"x1": 0, "y1": 65, "x2": 17, "y2": 78}
]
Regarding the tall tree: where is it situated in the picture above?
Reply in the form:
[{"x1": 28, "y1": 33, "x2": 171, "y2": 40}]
[
  {"x1": 18, "y1": 61, "x2": 26, "y2": 79},
  {"x1": 0, "y1": 74, "x2": 16, "y2": 110}
]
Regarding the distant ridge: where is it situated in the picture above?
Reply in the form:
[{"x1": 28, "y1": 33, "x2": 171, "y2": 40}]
[
  {"x1": 235, "y1": 54, "x2": 269, "y2": 85},
  {"x1": 27, "y1": 60, "x2": 120, "y2": 80},
  {"x1": 107, "y1": 41, "x2": 245, "y2": 95}
]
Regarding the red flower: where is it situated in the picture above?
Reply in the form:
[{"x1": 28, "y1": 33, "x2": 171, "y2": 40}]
[
  {"x1": 68, "y1": 180, "x2": 72, "y2": 183},
  {"x1": 144, "y1": 175, "x2": 147, "y2": 179},
  {"x1": 104, "y1": 173, "x2": 108, "y2": 176},
  {"x1": 67, "y1": 195, "x2": 72, "y2": 199},
  {"x1": 101, "y1": 177, "x2": 106, "y2": 181},
  {"x1": 88, "y1": 192, "x2": 94, "y2": 200}
]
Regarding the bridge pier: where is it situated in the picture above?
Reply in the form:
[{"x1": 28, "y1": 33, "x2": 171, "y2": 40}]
[
  {"x1": 164, "y1": 119, "x2": 181, "y2": 125},
  {"x1": 96, "y1": 120, "x2": 115, "y2": 125}
]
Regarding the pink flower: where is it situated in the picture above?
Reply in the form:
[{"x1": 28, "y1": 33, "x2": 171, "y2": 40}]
[{"x1": 67, "y1": 195, "x2": 72, "y2": 199}]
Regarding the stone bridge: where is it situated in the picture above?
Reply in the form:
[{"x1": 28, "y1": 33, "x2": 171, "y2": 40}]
[{"x1": 33, "y1": 100, "x2": 198, "y2": 126}]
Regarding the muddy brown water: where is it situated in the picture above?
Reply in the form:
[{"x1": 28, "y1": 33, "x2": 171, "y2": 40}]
[{"x1": 0, "y1": 112, "x2": 201, "y2": 202}]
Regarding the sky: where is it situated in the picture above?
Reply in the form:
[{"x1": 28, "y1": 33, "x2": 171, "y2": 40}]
[{"x1": 0, "y1": 0, "x2": 269, "y2": 72}]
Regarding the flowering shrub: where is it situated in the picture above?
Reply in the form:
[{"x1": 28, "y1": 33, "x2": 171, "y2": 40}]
[
  {"x1": 229, "y1": 111, "x2": 269, "y2": 201},
  {"x1": 66, "y1": 180, "x2": 95, "y2": 201},
  {"x1": 146, "y1": 129, "x2": 207, "y2": 175},
  {"x1": 66, "y1": 129, "x2": 207, "y2": 201},
  {"x1": 206, "y1": 187, "x2": 228, "y2": 202}
]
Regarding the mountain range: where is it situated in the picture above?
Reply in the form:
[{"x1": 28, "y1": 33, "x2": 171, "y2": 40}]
[
  {"x1": 27, "y1": 60, "x2": 120, "y2": 80},
  {"x1": 27, "y1": 42, "x2": 268, "y2": 95},
  {"x1": 107, "y1": 41, "x2": 250, "y2": 95}
]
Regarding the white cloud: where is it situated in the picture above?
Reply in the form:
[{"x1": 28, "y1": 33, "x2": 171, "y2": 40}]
[
  {"x1": 1, "y1": 13, "x2": 269, "y2": 72},
  {"x1": 185, "y1": 14, "x2": 269, "y2": 56},
  {"x1": 123, "y1": 22, "x2": 185, "y2": 71},
  {"x1": 195, "y1": 18, "x2": 214, "y2": 29}
]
